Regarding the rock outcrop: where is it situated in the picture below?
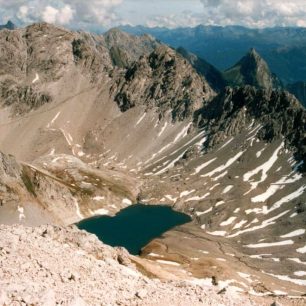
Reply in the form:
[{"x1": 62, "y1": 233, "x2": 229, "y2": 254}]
[
  {"x1": 112, "y1": 45, "x2": 215, "y2": 121},
  {"x1": 0, "y1": 224, "x2": 258, "y2": 306}
]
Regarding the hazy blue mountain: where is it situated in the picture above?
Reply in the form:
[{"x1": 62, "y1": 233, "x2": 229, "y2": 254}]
[
  {"x1": 0, "y1": 21, "x2": 16, "y2": 30},
  {"x1": 176, "y1": 47, "x2": 226, "y2": 92},
  {"x1": 287, "y1": 82, "x2": 306, "y2": 107},
  {"x1": 119, "y1": 25, "x2": 306, "y2": 84}
]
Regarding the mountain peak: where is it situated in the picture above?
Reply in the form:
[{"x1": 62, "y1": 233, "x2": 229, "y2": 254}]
[
  {"x1": 246, "y1": 48, "x2": 266, "y2": 65},
  {"x1": 249, "y1": 47, "x2": 259, "y2": 57},
  {"x1": 103, "y1": 28, "x2": 160, "y2": 68},
  {"x1": 0, "y1": 20, "x2": 16, "y2": 30},
  {"x1": 223, "y1": 48, "x2": 282, "y2": 90},
  {"x1": 6, "y1": 20, "x2": 15, "y2": 29}
]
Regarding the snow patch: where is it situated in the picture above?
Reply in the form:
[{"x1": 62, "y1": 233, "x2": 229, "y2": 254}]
[
  {"x1": 173, "y1": 122, "x2": 192, "y2": 143},
  {"x1": 232, "y1": 220, "x2": 248, "y2": 230},
  {"x1": 297, "y1": 245, "x2": 306, "y2": 254},
  {"x1": 193, "y1": 158, "x2": 217, "y2": 175},
  {"x1": 202, "y1": 151, "x2": 244, "y2": 178},
  {"x1": 222, "y1": 185, "x2": 233, "y2": 194},
  {"x1": 220, "y1": 216, "x2": 237, "y2": 226},
  {"x1": 180, "y1": 190, "x2": 195, "y2": 198},
  {"x1": 158, "y1": 122, "x2": 168, "y2": 137},
  {"x1": 217, "y1": 137, "x2": 234, "y2": 151},
  {"x1": 280, "y1": 229, "x2": 305, "y2": 238},
  {"x1": 206, "y1": 231, "x2": 227, "y2": 237},
  {"x1": 122, "y1": 199, "x2": 132, "y2": 205},
  {"x1": 73, "y1": 199, "x2": 83, "y2": 219},
  {"x1": 196, "y1": 207, "x2": 212, "y2": 216},
  {"x1": 135, "y1": 113, "x2": 146, "y2": 126},
  {"x1": 256, "y1": 147, "x2": 266, "y2": 158},
  {"x1": 228, "y1": 210, "x2": 290, "y2": 237},
  {"x1": 17, "y1": 206, "x2": 25, "y2": 221},
  {"x1": 294, "y1": 271, "x2": 306, "y2": 276},
  {"x1": 32, "y1": 73, "x2": 39, "y2": 84},
  {"x1": 156, "y1": 260, "x2": 180, "y2": 266},
  {"x1": 215, "y1": 200, "x2": 225, "y2": 207},
  {"x1": 47, "y1": 111, "x2": 61, "y2": 128},
  {"x1": 251, "y1": 173, "x2": 302, "y2": 203},
  {"x1": 165, "y1": 195, "x2": 177, "y2": 202},
  {"x1": 154, "y1": 150, "x2": 187, "y2": 175},
  {"x1": 186, "y1": 193, "x2": 210, "y2": 202},
  {"x1": 264, "y1": 272, "x2": 306, "y2": 286},
  {"x1": 93, "y1": 196, "x2": 105, "y2": 201},
  {"x1": 93, "y1": 208, "x2": 109, "y2": 215},
  {"x1": 243, "y1": 142, "x2": 284, "y2": 191},
  {"x1": 244, "y1": 240, "x2": 294, "y2": 248}
]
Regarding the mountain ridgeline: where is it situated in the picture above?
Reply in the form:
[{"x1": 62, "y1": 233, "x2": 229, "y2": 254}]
[
  {"x1": 0, "y1": 23, "x2": 306, "y2": 299},
  {"x1": 120, "y1": 24, "x2": 306, "y2": 85}
]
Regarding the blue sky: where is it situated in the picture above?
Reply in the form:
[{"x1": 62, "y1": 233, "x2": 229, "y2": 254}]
[{"x1": 0, "y1": 0, "x2": 306, "y2": 30}]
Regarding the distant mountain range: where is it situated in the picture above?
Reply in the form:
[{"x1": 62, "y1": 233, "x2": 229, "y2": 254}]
[{"x1": 120, "y1": 25, "x2": 306, "y2": 85}]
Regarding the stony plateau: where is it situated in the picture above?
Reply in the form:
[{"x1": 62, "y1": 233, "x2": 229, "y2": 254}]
[{"x1": 0, "y1": 22, "x2": 305, "y2": 305}]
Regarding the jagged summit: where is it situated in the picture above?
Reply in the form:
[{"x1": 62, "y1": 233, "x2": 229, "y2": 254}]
[
  {"x1": 103, "y1": 28, "x2": 160, "y2": 67},
  {"x1": 112, "y1": 44, "x2": 215, "y2": 119},
  {"x1": 223, "y1": 48, "x2": 282, "y2": 90}
]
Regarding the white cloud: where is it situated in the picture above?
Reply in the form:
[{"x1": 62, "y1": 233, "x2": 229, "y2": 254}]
[
  {"x1": 42, "y1": 6, "x2": 59, "y2": 24},
  {"x1": 199, "y1": 0, "x2": 306, "y2": 28},
  {"x1": 0, "y1": 0, "x2": 123, "y2": 28},
  {"x1": 17, "y1": 5, "x2": 28, "y2": 19},
  {"x1": 147, "y1": 12, "x2": 201, "y2": 29},
  {"x1": 1, "y1": 0, "x2": 306, "y2": 29},
  {"x1": 57, "y1": 5, "x2": 74, "y2": 24},
  {"x1": 42, "y1": 5, "x2": 73, "y2": 25},
  {"x1": 142, "y1": 0, "x2": 306, "y2": 29}
]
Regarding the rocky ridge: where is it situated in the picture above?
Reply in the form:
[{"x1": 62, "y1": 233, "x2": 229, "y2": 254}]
[
  {"x1": 112, "y1": 45, "x2": 215, "y2": 120},
  {"x1": 196, "y1": 86, "x2": 306, "y2": 170}
]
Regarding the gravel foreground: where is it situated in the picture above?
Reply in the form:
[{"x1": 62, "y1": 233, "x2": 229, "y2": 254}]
[{"x1": 0, "y1": 224, "x2": 300, "y2": 306}]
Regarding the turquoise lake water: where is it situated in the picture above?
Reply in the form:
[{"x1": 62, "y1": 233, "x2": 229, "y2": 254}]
[{"x1": 77, "y1": 204, "x2": 191, "y2": 255}]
